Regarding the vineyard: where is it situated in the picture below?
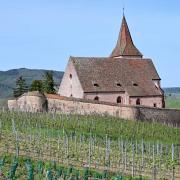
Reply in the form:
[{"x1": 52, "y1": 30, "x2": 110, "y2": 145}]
[{"x1": 0, "y1": 110, "x2": 180, "y2": 179}]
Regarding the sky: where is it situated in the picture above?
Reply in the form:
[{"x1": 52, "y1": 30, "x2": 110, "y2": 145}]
[{"x1": 0, "y1": 0, "x2": 180, "y2": 87}]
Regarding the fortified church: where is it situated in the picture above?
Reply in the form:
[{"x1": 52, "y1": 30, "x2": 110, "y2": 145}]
[
  {"x1": 8, "y1": 15, "x2": 180, "y2": 123},
  {"x1": 58, "y1": 15, "x2": 165, "y2": 108}
]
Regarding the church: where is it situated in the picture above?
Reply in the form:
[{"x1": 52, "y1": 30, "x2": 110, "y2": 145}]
[{"x1": 58, "y1": 15, "x2": 165, "y2": 108}]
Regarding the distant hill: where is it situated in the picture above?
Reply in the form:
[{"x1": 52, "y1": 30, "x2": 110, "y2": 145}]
[
  {"x1": 163, "y1": 87, "x2": 180, "y2": 94},
  {"x1": 0, "y1": 68, "x2": 64, "y2": 99},
  {"x1": 164, "y1": 87, "x2": 180, "y2": 99}
]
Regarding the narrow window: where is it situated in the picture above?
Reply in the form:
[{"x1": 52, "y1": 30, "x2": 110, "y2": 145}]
[
  {"x1": 70, "y1": 74, "x2": 72, "y2": 79},
  {"x1": 153, "y1": 103, "x2": 157, "y2": 107},
  {"x1": 94, "y1": 83, "x2": 99, "y2": 87},
  {"x1": 133, "y1": 83, "x2": 138, "y2": 86},
  {"x1": 136, "y1": 98, "x2": 141, "y2": 105},
  {"x1": 117, "y1": 96, "x2": 122, "y2": 104},
  {"x1": 70, "y1": 94, "x2": 73, "y2": 97},
  {"x1": 94, "y1": 96, "x2": 99, "y2": 101}
]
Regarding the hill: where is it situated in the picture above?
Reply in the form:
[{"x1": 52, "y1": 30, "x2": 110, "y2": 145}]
[
  {"x1": 0, "y1": 68, "x2": 64, "y2": 99},
  {"x1": 163, "y1": 87, "x2": 180, "y2": 108},
  {"x1": 164, "y1": 87, "x2": 180, "y2": 94},
  {"x1": 164, "y1": 87, "x2": 180, "y2": 99}
]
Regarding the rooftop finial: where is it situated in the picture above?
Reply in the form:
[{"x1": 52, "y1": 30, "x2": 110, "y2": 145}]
[{"x1": 122, "y1": 0, "x2": 125, "y2": 16}]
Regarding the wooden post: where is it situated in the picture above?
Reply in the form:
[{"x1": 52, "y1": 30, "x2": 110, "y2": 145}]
[
  {"x1": 172, "y1": 144, "x2": 175, "y2": 180},
  {"x1": 132, "y1": 143, "x2": 135, "y2": 177}
]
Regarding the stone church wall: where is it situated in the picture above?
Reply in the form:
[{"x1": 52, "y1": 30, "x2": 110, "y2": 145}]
[
  {"x1": 130, "y1": 96, "x2": 163, "y2": 108},
  {"x1": 84, "y1": 92, "x2": 129, "y2": 105},
  {"x1": 8, "y1": 93, "x2": 180, "y2": 125},
  {"x1": 58, "y1": 60, "x2": 84, "y2": 98}
]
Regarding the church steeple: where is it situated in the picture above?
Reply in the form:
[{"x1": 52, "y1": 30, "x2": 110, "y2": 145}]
[{"x1": 110, "y1": 15, "x2": 143, "y2": 58}]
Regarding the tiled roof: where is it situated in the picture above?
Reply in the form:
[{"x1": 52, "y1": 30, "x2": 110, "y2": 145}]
[
  {"x1": 22, "y1": 91, "x2": 45, "y2": 97},
  {"x1": 110, "y1": 15, "x2": 143, "y2": 58},
  {"x1": 45, "y1": 93, "x2": 69, "y2": 100},
  {"x1": 70, "y1": 57, "x2": 162, "y2": 97}
]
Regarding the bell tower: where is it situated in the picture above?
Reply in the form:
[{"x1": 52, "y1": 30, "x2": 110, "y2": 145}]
[{"x1": 110, "y1": 15, "x2": 143, "y2": 58}]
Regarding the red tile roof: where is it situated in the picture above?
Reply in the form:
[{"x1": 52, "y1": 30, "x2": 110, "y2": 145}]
[
  {"x1": 110, "y1": 15, "x2": 143, "y2": 58},
  {"x1": 70, "y1": 57, "x2": 162, "y2": 97}
]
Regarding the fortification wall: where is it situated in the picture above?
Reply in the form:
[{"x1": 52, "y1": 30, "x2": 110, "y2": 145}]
[
  {"x1": 8, "y1": 92, "x2": 47, "y2": 112},
  {"x1": 8, "y1": 93, "x2": 180, "y2": 125},
  {"x1": 8, "y1": 99, "x2": 18, "y2": 111},
  {"x1": 47, "y1": 97, "x2": 138, "y2": 120},
  {"x1": 47, "y1": 96, "x2": 180, "y2": 125},
  {"x1": 137, "y1": 107, "x2": 180, "y2": 125},
  {"x1": 17, "y1": 95, "x2": 46, "y2": 112}
]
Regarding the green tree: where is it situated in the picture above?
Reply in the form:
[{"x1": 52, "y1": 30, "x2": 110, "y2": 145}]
[
  {"x1": 30, "y1": 80, "x2": 43, "y2": 92},
  {"x1": 13, "y1": 76, "x2": 28, "y2": 98},
  {"x1": 43, "y1": 71, "x2": 56, "y2": 94}
]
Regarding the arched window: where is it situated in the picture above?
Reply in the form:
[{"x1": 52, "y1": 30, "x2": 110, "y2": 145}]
[
  {"x1": 94, "y1": 96, "x2": 99, "y2": 101},
  {"x1": 117, "y1": 96, "x2": 122, "y2": 104},
  {"x1": 69, "y1": 74, "x2": 72, "y2": 79},
  {"x1": 136, "y1": 98, "x2": 141, "y2": 105}
]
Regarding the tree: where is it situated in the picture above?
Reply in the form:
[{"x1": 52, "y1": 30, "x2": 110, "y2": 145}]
[
  {"x1": 43, "y1": 71, "x2": 56, "y2": 94},
  {"x1": 13, "y1": 76, "x2": 28, "y2": 98},
  {"x1": 30, "y1": 80, "x2": 43, "y2": 92}
]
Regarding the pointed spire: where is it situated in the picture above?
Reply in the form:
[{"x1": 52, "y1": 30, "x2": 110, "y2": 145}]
[{"x1": 110, "y1": 15, "x2": 143, "y2": 58}]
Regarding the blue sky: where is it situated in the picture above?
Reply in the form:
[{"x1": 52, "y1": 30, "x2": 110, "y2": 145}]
[{"x1": 0, "y1": 0, "x2": 180, "y2": 87}]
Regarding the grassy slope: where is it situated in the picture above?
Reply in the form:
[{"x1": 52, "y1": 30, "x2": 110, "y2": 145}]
[
  {"x1": 165, "y1": 98, "x2": 180, "y2": 108},
  {"x1": 1, "y1": 111, "x2": 179, "y2": 144},
  {"x1": 0, "y1": 111, "x2": 179, "y2": 179},
  {"x1": 0, "y1": 99, "x2": 7, "y2": 108}
]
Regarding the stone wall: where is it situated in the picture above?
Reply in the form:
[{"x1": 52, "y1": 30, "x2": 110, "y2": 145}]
[
  {"x1": 8, "y1": 93, "x2": 180, "y2": 125},
  {"x1": 8, "y1": 99, "x2": 18, "y2": 111},
  {"x1": 8, "y1": 92, "x2": 47, "y2": 112},
  {"x1": 47, "y1": 95, "x2": 180, "y2": 125},
  {"x1": 137, "y1": 107, "x2": 180, "y2": 125},
  {"x1": 47, "y1": 97, "x2": 138, "y2": 120}
]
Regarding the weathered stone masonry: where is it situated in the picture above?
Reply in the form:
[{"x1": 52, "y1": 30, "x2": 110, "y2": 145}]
[{"x1": 8, "y1": 92, "x2": 180, "y2": 126}]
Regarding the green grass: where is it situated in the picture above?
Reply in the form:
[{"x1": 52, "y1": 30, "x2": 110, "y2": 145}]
[
  {"x1": 165, "y1": 98, "x2": 180, "y2": 108},
  {"x1": 0, "y1": 111, "x2": 179, "y2": 179},
  {"x1": 0, "y1": 154, "x2": 149, "y2": 180},
  {"x1": 1, "y1": 111, "x2": 179, "y2": 144},
  {"x1": 0, "y1": 98, "x2": 7, "y2": 108}
]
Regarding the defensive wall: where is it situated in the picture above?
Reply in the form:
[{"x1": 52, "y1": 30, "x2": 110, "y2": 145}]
[{"x1": 8, "y1": 92, "x2": 180, "y2": 126}]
